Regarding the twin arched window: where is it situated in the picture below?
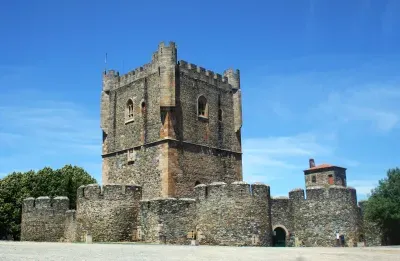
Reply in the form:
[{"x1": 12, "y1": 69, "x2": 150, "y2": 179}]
[
  {"x1": 125, "y1": 99, "x2": 146, "y2": 123},
  {"x1": 127, "y1": 99, "x2": 134, "y2": 119}
]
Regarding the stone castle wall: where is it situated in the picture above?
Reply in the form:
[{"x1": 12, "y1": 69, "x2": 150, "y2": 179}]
[
  {"x1": 172, "y1": 141, "x2": 242, "y2": 198},
  {"x1": 75, "y1": 184, "x2": 142, "y2": 242},
  {"x1": 178, "y1": 61, "x2": 241, "y2": 152},
  {"x1": 21, "y1": 196, "x2": 70, "y2": 242},
  {"x1": 63, "y1": 210, "x2": 77, "y2": 242},
  {"x1": 289, "y1": 186, "x2": 360, "y2": 247},
  {"x1": 194, "y1": 182, "x2": 272, "y2": 246},
  {"x1": 139, "y1": 198, "x2": 196, "y2": 244},
  {"x1": 271, "y1": 197, "x2": 292, "y2": 234},
  {"x1": 102, "y1": 145, "x2": 163, "y2": 199}
]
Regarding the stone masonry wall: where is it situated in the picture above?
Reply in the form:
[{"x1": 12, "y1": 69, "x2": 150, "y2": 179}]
[
  {"x1": 21, "y1": 196, "x2": 70, "y2": 242},
  {"x1": 139, "y1": 198, "x2": 196, "y2": 244},
  {"x1": 178, "y1": 63, "x2": 241, "y2": 153},
  {"x1": 172, "y1": 141, "x2": 242, "y2": 198},
  {"x1": 76, "y1": 184, "x2": 142, "y2": 242},
  {"x1": 305, "y1": 168, "x2": 347, "y2": 188},
  {"x1": 63, "y1": 210, "x2": 77, "y2": 242},
  {"x1": 102, "y1": 145, "x2": 163, "y2": 199},
  {"x1": 102, "y1": 72, "x2": 164, "y2": 186},
  {"x1": 195, "y1": 182, "x2": 272, "y2": 246},
  {"x1": 271, "y1": 197, "x2": 292, "y2": 234},
  {"x1": 290, "y1": 186, "x2": 360, "y2": 247}
]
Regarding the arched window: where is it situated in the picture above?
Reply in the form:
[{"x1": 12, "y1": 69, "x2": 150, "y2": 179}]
[
  {"x1": 126, "y1": 99, "x2": 134, "y2": 122},
  {"x1": 218, "y1": 109, "x2": 223, "y2": 121},
  {"x1": 198, "y1": 95, "x2": 208, "y2": 118}
]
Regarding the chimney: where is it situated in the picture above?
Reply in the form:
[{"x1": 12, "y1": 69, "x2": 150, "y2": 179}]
[{"x1": 309, "y1": 158, "x2": 315, "y2": 168}]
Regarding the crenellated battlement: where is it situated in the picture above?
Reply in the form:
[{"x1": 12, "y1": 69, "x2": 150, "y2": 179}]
[
  {"x1": 77, "y1": 183, "x2": 142, "y2": 201},
  {"x1": 223, "y1": 68, "x2": 240, "y2": 89},
  {"x1": 178, "y1": 60, "x2": 233, "y2": 90},
  {"x1": 288, "y1": 186, "x2": 357, "y2": 202},
  {"x1": 22, "y1": 196, "x2": 70, "y2": 212},
  {"x1": 195, "y1": 181, "x2": 270, "y2": 200},
  {"x1": 117, "y1": 61, "x2": 159, "y2": 87},
  {"x1": 102, "y1": 41, "x2": 177, "y2": 90}
]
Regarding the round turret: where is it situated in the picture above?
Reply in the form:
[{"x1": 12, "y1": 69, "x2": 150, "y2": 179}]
[
  {"x1": 76, "y1": 184, "x2": 142, "y2": 242},
  {"x1": 195, "y1": 182, "x2": 272, "y2": 246}
]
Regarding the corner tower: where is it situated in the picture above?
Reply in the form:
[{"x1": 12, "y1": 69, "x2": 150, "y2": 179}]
[
  {"x1": 100, "y1": 42, "x2": 243, "y2": 199},
  {"x1": 303, "y1": 158, "x2": 347, "y2": 189}
]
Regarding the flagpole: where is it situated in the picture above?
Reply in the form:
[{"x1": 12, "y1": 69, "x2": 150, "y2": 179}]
[{"x1": 104, "y1": 53, "x2": 108, "y2": 73}]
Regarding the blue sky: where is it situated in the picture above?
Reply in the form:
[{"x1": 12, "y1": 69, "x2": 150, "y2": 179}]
[{"x1": 1, "y1": 0, "x2": 399, "y2": 200}]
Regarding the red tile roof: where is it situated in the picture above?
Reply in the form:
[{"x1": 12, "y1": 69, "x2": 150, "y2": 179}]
[{"x1": 307, "y1": 163, "x2": 333, "y2": 170}]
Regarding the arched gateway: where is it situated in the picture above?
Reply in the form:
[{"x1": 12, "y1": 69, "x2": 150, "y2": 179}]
[{"x1": 272, "y1": 226, "x2": 288, "y2": 247}]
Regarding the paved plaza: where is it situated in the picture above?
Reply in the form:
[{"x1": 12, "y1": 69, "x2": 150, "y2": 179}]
[{"x1": 0, "y1": 241, "x2": 399, "y2": 261}]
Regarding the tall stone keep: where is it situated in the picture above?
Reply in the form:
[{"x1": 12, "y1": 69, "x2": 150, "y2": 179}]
[{"x1": 101, "y1": 42, "x2": 243, "y2": 199}]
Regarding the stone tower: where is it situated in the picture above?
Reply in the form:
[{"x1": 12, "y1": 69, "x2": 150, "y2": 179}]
[
  {"x1": 100, "y1": 42, "x2": 243, "y2": 199},
  {"x1": 303, "y1": 158, "x2": 347, "y2": 188}
]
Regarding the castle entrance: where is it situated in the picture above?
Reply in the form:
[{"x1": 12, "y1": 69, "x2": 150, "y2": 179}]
[{"x1": 273, "y1": 227, "x2": 286, "y2": 247}]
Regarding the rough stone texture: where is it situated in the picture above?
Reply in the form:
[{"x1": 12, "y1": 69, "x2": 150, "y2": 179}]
[
  {"x1": 271, "y1": 197, "x2": 292, "y2": 245},
  {"x1": 21, "y1": 196, "x2": 70, "y2": 242},
  {"x1": 173, "y1": 141, "x2": 242, "y2": 198},
  {"x1": 195, "y1": 182, "x2": 272, "y2": 246},
  {"x1": 290, "y1": 186, "x2": 360, "y2": 247},
  {"x1": 139, "y1": 198, "x2": 195, "y2": 244},
  {"x1": 101, "y1": 42, "x2": 243, "y2": 199},
  {"x1": 63, "y1": 210, "x2": 77, "y2": 242},
  {"x1": 102, "y1": 145, "x2": 163, "y2": 199},
  {"x1": 75, "y1": 184, "x2": 142, "y2": 242},
  {"x1": 304, "y1": 166, "x2": 347, "y2": 188}
]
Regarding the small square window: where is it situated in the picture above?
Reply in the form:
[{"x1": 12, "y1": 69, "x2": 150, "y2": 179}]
[{"x1": 127, "y1": 149, "x2": 136, "y2": 163}]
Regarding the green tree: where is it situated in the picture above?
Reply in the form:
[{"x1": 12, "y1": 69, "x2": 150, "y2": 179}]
[
  {"x1": 0, "y1": 165, "x2": 96, "y2": 240},
  {"x1": 364, "y1": 167, "x2": 400, "y2": 245}
]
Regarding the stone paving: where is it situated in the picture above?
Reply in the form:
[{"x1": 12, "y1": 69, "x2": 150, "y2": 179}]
[{"x1": 0, "y1": 241, "x2": 399, "y2": 261}]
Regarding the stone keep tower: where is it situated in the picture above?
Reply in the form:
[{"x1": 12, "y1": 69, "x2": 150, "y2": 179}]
[
  {"x1": 303, "y1": 158, "x2": 347, "y2": 188},
  {"x1": 101, "y1": 42, "x2": 243, "y2": 199}
]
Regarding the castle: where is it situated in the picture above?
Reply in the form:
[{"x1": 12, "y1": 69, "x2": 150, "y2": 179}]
[{"x1": 20, "y1": 42, "x2": 381, "y2": 247}]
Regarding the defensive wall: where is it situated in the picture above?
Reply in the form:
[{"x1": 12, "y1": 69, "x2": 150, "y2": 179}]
[
  {"x1": 139, "y1": 198, "x2": 196, "y2": 244},
  {"x1": 21, "y1": 182, "x2": 378, "y2": 247},
  {"x1": 271, "y1": 196, "x2": 293, "y2": 246},
  {"x1": 194, "y1": 181, "x2": 272, "y2": 246},
  {"x1": 21, "y1": 196, "x2": 70, "y2": 242},
  {"x1": 288, "y1": 186, "x2": 359, "y2": 247},
  {"x1": 75, "y1": 184, "x2": 142, "y2": 242}
]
